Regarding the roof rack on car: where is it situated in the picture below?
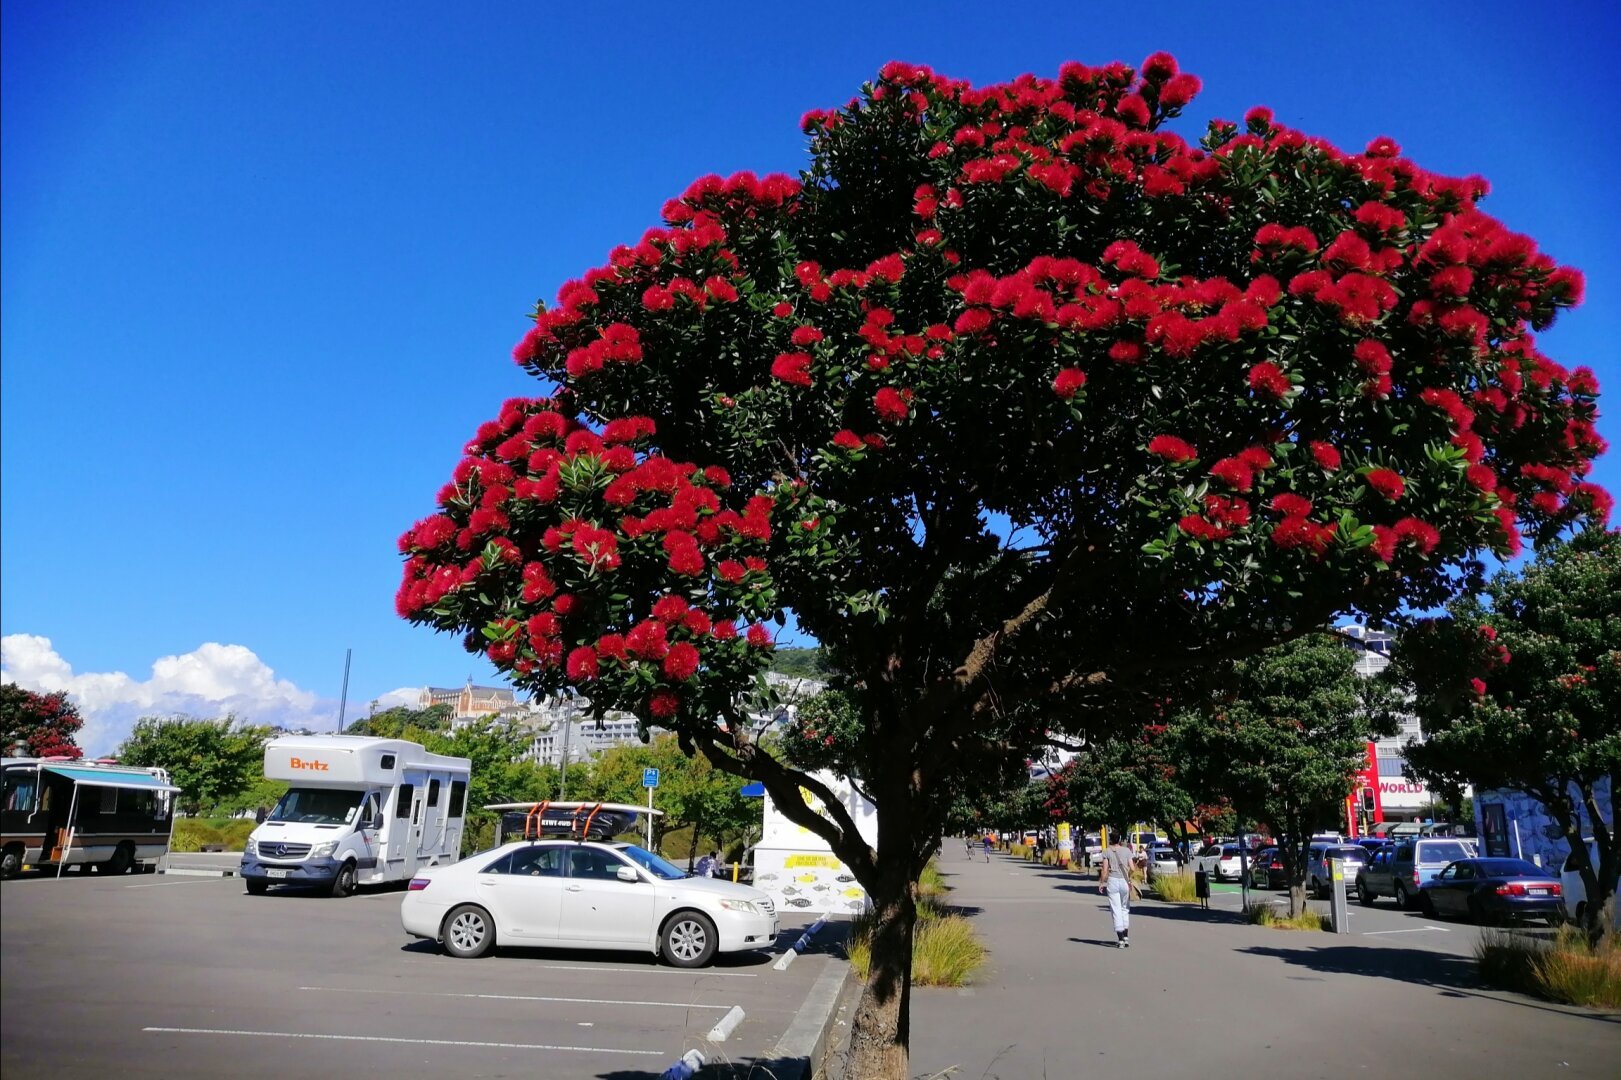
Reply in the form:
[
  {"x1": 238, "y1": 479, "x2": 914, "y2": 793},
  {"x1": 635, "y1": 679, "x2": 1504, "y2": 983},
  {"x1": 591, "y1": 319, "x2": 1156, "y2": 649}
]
[{"x1": 485, "y1": 801, "x2": 665, "y2": 844}]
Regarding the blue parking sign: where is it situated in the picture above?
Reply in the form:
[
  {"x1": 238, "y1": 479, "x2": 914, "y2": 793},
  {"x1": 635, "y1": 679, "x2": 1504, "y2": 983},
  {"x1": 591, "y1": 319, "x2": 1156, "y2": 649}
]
[{"x1": 643, "y1": 767, "x2": 659, "y2": 789}]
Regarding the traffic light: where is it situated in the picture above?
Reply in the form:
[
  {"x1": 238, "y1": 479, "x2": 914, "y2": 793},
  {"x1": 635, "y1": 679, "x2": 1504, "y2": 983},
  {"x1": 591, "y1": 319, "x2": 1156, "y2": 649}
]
[{"x1": 1361, "y1": 787, "x2": 1376, "y2": 812}]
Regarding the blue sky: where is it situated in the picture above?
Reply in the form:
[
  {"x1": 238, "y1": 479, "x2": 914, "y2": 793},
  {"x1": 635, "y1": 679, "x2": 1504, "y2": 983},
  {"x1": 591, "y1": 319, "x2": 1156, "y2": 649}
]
[{"x1": 3, "y1": 2, "x2": 1618, "y2": 752}]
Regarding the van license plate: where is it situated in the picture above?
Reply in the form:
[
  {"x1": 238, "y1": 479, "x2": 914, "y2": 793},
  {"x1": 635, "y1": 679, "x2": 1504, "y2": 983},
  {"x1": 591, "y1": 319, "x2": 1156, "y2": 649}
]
[{"x1": 267, "y1": 869, "x2": 289, "y2": 879}]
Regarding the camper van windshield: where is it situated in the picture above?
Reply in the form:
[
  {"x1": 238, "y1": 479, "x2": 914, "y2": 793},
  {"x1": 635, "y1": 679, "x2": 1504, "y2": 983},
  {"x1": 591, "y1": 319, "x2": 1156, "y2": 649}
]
[
  {"x1": 268, "y1": 788, "x2": 362, "y2": 826},
  {"x1": 618, "y1": 844, "x2": 688, "y2": 880}
]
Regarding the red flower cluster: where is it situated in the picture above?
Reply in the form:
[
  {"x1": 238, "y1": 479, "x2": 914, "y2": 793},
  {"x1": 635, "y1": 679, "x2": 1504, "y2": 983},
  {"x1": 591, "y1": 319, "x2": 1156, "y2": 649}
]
[
  {"x1": 1364, "y1": 469, "x2": 1406, "y2": 501},
  {"x1": 1052, "y1": 368, "x2": 1088, "y2": 399},
  {"x1": 1247, "y1": 361, "x2": 1290, "y2": 399},
  {"x1": 1148, "y1": 435, "x2": 1198, "y2": 463}
]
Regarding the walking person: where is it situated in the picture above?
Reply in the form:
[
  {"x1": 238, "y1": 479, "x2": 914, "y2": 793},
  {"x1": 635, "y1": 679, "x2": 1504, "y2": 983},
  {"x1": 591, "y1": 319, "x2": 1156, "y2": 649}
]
[
  {"x1": 981, "y1": 833, "x2": 993, "y2": 862},
  {"x1": 1098, "y1": 830, "x2": 1142, "y2": 948}
]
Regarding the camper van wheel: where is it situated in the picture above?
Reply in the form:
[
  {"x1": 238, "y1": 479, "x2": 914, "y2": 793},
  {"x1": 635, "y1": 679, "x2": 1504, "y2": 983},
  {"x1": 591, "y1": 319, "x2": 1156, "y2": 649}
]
[
  {"x1": 245, "y1": 879, "x2": 269, "y2": 895},
  {"x1": 442, "y1": 904, "x2": 495, "y2": 958},
  {"x1": 328, "y1": 861, "x2": 357, "y2": 899},
  {"x1": 660, "y1": 911, "x2": 718, "y2": 968},
  {"x1": 103, "y1": 843, "x2": 135, "y2": 876},
  {"x1": 1, "y1": 845, "x2": 22, "y2": 880}
]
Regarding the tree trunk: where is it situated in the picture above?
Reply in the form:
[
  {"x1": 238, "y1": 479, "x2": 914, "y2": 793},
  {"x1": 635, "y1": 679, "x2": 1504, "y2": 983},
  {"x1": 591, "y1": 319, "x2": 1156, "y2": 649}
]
[
  {"x1": 687, "y1": 810, "x2": 705, "y2": 873},
  {"x1": 847, "y1": 867, "x2": 916, "y2": 1080},
  {"x1": 1575, "y1": 781, "x2": 1613, "y2": 943}
]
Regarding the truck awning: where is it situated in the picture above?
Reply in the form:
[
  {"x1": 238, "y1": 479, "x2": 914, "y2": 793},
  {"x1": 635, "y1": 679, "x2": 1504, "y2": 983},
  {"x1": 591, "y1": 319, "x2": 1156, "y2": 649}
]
[{"x1": 41, "y1": 764, "x2": 181, "y2": 793}]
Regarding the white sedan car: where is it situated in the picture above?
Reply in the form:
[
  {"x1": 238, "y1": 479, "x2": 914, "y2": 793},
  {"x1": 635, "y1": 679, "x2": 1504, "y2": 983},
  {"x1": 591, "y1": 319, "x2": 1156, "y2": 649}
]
[{"x1": 401, "y1": 839, "x2": 779, "y2": 967}]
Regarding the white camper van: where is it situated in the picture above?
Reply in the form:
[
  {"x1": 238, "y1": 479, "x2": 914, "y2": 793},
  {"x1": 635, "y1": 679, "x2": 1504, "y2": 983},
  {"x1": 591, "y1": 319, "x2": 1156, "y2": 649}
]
[{"x1": 240, "y1": 736, "x2": 471, "y2": 897}]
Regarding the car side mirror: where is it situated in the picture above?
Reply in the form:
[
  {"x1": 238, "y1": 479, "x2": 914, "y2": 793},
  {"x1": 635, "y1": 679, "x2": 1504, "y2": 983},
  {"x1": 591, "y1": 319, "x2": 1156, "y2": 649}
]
[
  {"x1": 371, "y1": 815, "x2": 384, "y2": 831},
  {"x1": 616, "y1": 865, "x2": 640, "y2": 883}
]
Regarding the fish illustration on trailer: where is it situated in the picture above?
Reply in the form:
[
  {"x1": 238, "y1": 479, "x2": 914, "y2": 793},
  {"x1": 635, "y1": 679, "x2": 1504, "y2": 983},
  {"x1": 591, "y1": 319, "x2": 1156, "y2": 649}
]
[{"x1": 786, "y1": 897, "x2": 814, "y2": 907}]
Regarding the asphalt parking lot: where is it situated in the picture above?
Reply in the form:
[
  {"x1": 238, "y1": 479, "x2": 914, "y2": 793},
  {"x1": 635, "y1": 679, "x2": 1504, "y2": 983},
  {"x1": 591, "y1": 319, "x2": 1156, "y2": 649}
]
[{"x1": 0, "y1": 869, "x2": 846, "y2": 1079}]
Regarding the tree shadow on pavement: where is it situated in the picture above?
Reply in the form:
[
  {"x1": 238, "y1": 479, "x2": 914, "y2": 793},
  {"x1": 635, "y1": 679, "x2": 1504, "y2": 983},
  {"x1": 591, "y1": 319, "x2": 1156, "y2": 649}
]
[
  {"x1": 1132, "y1": 903, "x2": 1247, "y2": 925},
  {"x1": 1239, "y1": 943, "x2": 1621, "y2": 1024}
]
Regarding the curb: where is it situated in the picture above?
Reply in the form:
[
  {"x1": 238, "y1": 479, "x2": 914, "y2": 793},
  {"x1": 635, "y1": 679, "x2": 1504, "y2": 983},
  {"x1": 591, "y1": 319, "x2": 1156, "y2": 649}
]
[
  {"x1": 159, "y1": 867, "x2": 239, "y2": 878},
  {"x1": 753, "y1": 958, "x2": 851, "y2": 1080}
]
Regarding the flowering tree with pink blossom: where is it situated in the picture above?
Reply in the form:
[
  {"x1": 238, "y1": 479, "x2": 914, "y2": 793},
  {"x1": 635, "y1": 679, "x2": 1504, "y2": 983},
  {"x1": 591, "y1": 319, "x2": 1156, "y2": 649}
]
[{"x1": 399, "y1": 55, "x2": 1607, "y2": 1076}]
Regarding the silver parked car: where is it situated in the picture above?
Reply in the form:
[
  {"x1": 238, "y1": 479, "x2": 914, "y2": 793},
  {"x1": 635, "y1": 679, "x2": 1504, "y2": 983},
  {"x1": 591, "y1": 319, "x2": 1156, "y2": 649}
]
[{"x1": 1307, "y1": 844, "x2": 1369, "y2": 899}]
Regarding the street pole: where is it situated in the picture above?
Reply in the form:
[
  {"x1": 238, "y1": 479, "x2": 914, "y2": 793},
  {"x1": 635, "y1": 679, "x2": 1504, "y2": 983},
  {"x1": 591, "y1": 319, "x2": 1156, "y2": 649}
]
[
  {"x1": 647, "y1": 785, "x2": 654, "y2": 849},
  {"x1": 335, "y1": 648, "x2": 352, "y2": 734},
  {"x1": 1237, "y1": 805, "x2": 1249, "y2": 914},
  {"x1": 558, "y1": 718, "x2": 573, "y2": 801}
]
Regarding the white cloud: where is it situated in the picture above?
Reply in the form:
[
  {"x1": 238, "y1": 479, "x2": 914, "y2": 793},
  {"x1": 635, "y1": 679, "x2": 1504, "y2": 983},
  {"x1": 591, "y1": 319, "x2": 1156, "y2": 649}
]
[
  {"x1": 369, "y1": 686, "x2": 425, "y2": 712},
  {"x1": 1, "y1": 635, "x2": 336, "y2": 756}
]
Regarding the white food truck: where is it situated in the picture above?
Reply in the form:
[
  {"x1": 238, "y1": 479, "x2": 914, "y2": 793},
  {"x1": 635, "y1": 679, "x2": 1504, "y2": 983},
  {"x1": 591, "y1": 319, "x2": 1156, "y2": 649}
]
[{"x1": 240, "y1": 735, "x2": 471, "y2": 897}]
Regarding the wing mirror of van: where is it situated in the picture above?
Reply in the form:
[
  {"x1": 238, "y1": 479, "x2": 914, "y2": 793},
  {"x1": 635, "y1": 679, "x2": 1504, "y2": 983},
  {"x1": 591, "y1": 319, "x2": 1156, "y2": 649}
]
[{"x1": 616, "y1": 865, "x2": 640, "y2": 883}]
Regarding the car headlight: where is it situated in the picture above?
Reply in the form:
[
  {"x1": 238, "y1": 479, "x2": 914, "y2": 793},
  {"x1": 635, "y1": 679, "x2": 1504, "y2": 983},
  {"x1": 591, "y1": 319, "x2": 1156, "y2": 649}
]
[
  {"x1": 718, "y1": 899, "x2": 759, "y2": 915},
  {"x1": 310, "y1": 841, "x2": 338, "y2": 859},
  {"x1": 244, "y1": 838, "x2": 257, "y2": 856}
]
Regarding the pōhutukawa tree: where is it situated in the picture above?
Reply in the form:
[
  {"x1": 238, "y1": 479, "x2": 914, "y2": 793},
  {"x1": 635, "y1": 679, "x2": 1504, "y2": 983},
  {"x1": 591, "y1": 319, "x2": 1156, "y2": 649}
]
[
  {"x1": 1389, "y1": 529, "x2": 1620, "y2": 940},
  {"x1": 397, "y1": 55, "x2": 1606, "y2": 1076}
]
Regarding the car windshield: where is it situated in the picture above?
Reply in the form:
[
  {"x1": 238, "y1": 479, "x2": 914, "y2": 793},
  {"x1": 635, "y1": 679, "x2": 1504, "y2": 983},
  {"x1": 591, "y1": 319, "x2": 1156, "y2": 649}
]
[
  {"x1": 1328, "y1": 847, "x2": 1367, "y2": 861},
  {"x1": 617, "y1": 844, "x2": 688, "y2": 880},
  {"x1": 267, "y1": 787, "x2": 361, "y2": 825},
  {"x1": 1417, "y1": 841, "x2": 1470, "y2": 863}
]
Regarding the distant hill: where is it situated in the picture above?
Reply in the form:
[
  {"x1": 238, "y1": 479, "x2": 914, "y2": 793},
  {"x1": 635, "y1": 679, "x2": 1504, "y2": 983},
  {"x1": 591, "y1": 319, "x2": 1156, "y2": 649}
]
[{"x1": 768, "y1": 647, "x2": 829, "y2": 679}]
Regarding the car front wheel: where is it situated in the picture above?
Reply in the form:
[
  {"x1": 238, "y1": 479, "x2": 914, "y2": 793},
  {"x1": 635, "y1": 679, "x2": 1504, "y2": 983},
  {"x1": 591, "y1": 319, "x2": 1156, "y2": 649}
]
[
  {"x1": 661, "y1": 911, "x2": 718, "y2": 968},
  {"x1": 442, "y1": 904, "x2": 495, "y2": 958},
  {"x1": 1357, "y1": 881, "x2": 1374, "y2": 906}
]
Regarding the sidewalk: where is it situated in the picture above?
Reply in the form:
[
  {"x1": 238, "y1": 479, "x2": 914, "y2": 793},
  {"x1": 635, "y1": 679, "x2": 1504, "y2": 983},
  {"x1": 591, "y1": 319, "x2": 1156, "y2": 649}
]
[{"x1": 903, "y1": 851, "x2": 1617, "y2": 1079}]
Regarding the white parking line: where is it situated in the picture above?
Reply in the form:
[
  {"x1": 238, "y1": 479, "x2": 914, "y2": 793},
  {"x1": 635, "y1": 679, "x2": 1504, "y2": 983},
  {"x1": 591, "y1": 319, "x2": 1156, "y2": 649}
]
[
  {"x1": 143, "y1": 1027, "x2": 662, "y2": 1055},
  {"x1": 532, "y1": 962, "x2": 760, "y2": 978},
  {"x1": 1362, "y1": 926, "x2": 1452, "y2": 935},
  {"x1": 299, "y1": 985, "x2": 734, "y2": 1009},
  {"x1": 126, "y1": 878, "x2": 235, "y2": 889}
]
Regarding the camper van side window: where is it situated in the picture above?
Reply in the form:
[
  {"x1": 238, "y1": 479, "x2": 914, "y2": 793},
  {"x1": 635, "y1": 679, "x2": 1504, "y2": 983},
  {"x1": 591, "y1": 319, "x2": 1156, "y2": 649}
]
[
  {"x1": 427, "y1": 779, "x2": 441, "y2": 808},
  {"x1": 380, "y1": 754, "x2": 396, "y2": 771},
  {"x1": 396, "y1": 785, "x2": 414, "y2": 818},
  {"x1": 101, "y1": 787, "x2": 118, "y2": 813},
  {"x1": 449, "y1": 780, "x2": 467, "y2": 818},
  {"x1": 3, "y1": 770, "x2": 38, "y2": 813}
]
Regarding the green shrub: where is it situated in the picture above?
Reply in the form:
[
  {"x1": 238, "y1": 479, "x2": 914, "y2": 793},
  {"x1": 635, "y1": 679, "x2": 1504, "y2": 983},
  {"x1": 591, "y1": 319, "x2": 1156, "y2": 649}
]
[
  {"x1": 170, "y1": 820, "x2": 224, "y2": 853},
  {"x1": 1151, "y1": 871, "x2": 1199, "y2": 903}
]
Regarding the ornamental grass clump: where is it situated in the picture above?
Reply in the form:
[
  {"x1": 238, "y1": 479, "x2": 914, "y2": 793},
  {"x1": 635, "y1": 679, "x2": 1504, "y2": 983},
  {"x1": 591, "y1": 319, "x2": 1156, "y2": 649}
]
[
  {"x1": 1477, "y1": 925, "x2": 1621, "y2": 1009},
  {"x1": 1247, "y1": 903, "x2": 1330, "y2": 931},
  {"x1": 847, "y1": 899, "x2": 987, "y2": 988},
  {"x1": 1151, "y1": 870, "x2": 1200, "y2": 903}
]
